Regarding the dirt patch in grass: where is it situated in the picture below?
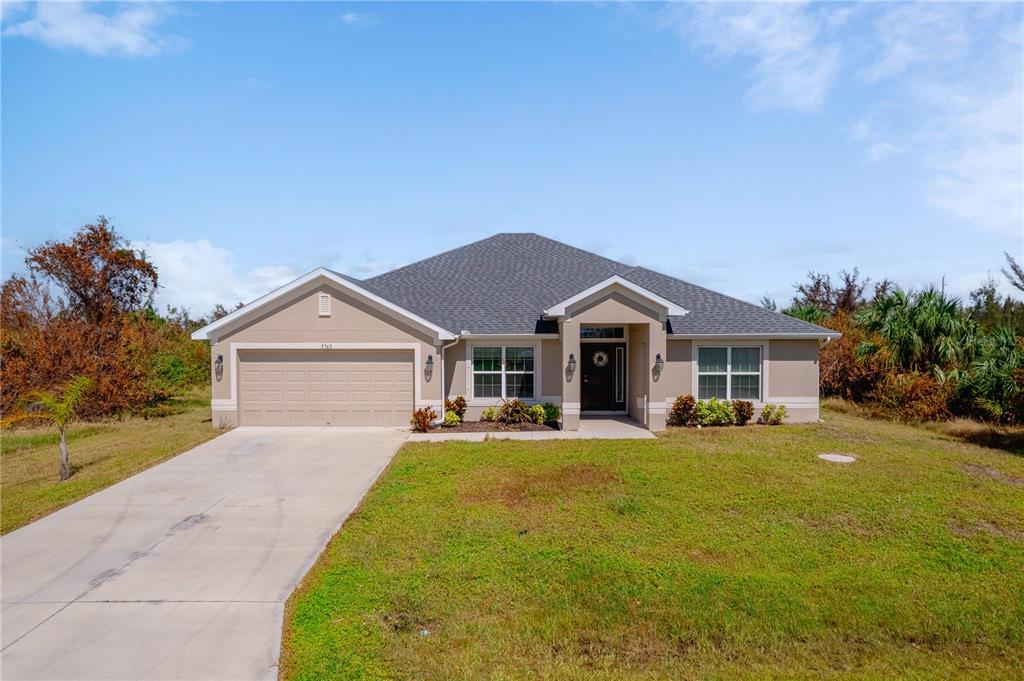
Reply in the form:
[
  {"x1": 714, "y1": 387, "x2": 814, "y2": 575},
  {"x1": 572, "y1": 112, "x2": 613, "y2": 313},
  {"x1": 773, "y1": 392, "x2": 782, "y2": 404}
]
[
  {"x1": 464, "y1": 463, "x2": 617, "y2": 508},
  {"x1": 951, "y1": 520, "x2": 1024, "y2": 541},
  {"x1": 961, "y1": 462, "x2": 1024, "y2": 488}
]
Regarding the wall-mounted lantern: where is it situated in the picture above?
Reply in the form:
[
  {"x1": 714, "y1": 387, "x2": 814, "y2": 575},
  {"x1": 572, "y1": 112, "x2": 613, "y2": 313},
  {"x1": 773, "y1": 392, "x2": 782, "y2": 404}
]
[
  {"x1": 425, "y1": 354, "x2": 434, "y2": 379},
  {"x1": 214, "y1": 354, "x2": 224, "y2": 382},
  {"x1": 654, "y1": 352, "x2": 664, "y2": 373},
  {"x1": 567, "y1": 353, "x2": 576, "y2": 373}
]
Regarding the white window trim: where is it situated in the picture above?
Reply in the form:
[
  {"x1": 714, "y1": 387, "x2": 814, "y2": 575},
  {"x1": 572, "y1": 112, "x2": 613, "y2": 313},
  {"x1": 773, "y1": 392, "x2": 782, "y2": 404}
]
[
  {"x1": 693, "y1": 342, "x2": 767, "y2": 403},
  {"x1": 466, "y1": 342, "x2": 542, "y2": 405}
]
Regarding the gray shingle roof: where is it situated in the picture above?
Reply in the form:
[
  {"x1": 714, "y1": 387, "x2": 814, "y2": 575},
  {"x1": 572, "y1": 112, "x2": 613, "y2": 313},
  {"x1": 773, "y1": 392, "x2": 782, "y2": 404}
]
[{"x1": 356, "y1": 233, "x2": 835, "y2": 337}]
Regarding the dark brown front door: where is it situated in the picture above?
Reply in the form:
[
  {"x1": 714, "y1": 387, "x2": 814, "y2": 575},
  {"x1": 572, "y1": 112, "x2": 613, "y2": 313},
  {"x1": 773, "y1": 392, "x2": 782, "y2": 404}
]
[{"x1": 581, "y1": 343, "x2": 625, "y2": 412}]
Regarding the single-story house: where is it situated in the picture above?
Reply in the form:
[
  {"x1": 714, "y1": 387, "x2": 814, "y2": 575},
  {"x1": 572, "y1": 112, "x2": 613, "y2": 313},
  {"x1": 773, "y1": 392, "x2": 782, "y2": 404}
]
[{"x1": 191, "y1": 233, "x2": 839, "y2": 430}]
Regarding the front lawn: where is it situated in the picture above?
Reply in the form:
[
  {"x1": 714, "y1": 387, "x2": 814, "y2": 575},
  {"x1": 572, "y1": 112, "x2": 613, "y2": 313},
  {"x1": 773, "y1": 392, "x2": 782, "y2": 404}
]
[
  {"x1": 282, "y1": 409, "x2": 1024, "y2": 679},
  {"x1": 1, "y1": 389, "x2": 221, "y2": 534}
]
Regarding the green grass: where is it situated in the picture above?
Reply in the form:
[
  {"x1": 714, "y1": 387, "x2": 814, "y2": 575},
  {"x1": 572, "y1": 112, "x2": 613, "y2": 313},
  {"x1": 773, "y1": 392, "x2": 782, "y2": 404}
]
[
  {"x1": 282, "y1": 408, "x2": 1024, "y2": 680},
  {"x1": 1, "y1": 388, "x2": 220, "y2": 534}
]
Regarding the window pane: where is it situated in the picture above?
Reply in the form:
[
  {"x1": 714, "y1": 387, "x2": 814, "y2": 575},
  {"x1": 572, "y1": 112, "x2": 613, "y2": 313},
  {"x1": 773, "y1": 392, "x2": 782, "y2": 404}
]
[
  {"x1": 698, "y1": 374, "x2": 727, "y2": 400},
  {"x1": 580, "y1": 327, "x2": 624, "y2": 339},
  {"x1": 505, "y1": 347, "x2": 534, "y2": 372},
  {"x1": 473, "y1": 347, "x2": 502, "y2": 372},
  {"x1": 506, "y1": 373, "x2": 534, "y2": 399},
  {"x1": 473, "y1": 373, "x2": 501, "y2": 398},
  {"x1": 731, "y1": 374, "x2": 760, "y2": 400},
  {"x1": 698, "y1": 347, "x2": 727, "y2": 373},
  {"x1": 732, "y1": 347, "x2": 760, "y2": 374}
]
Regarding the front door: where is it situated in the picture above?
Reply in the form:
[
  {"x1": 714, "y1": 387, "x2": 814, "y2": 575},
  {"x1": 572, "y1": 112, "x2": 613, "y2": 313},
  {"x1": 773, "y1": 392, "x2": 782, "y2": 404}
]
[{"x1": 581, "y1": 343, "x2": 625, "y2": 412}]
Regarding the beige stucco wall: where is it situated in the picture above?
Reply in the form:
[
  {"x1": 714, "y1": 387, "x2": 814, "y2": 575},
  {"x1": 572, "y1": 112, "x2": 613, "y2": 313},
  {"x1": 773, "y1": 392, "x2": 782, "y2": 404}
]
[
  {"x1": 209, "y1": 283, "x2": 441, "y2": 427},
  {"x1": 660, "y1": 337, "x2": 821, "y2": 423},
  {"x1": 766, "y1": 340, "x2": 820, "y2": 398}
]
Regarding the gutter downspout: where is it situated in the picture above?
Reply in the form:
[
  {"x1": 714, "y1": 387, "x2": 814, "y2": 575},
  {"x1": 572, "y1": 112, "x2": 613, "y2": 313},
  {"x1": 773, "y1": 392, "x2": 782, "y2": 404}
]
[{"x1": 437, "y1": 336, "x2": 460, "y2": 423}]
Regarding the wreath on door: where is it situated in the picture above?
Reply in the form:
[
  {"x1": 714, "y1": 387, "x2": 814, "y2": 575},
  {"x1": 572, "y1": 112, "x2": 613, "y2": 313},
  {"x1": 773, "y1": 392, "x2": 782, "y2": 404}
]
[{"x1": 592, "y1": 351, "x2": 610, "y2": 367}]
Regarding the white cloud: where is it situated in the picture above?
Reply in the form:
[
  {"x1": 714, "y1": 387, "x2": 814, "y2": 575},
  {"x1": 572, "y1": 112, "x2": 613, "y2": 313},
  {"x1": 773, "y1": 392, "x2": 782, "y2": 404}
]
[
  {"x1": 134, "y1": 239, "x2": 297, "y2": 315},
  {"x1": 661, "y1": 2, "x2": 1023, "y2": 237},
  {"x1": 661, "y1": 2, "x2": 841, "y2": 113},
  {"x1": 3, "y1": 1, "x2": 186, "y2": 57},
  {"x1": 337, "y1": 11, "x2": 379, "y2": 29}
]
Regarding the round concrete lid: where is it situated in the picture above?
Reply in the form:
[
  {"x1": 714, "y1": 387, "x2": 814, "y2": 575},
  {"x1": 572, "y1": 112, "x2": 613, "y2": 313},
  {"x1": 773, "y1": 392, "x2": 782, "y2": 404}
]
[{"x1": 818, "y1": 453, "x2": 857, "y2": 463}]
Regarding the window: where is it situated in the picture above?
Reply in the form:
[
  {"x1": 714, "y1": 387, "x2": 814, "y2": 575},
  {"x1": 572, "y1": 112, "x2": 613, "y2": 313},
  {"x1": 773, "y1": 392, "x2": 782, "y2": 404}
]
[
  {"x1": 581, "y1": 326, "x2": 624, "y2": 339},
  {"x1": 697, "y1": 347, "x2": 760, "y2": 400},
  {"x1": 472, "y1": 346, "x2": 535, "y2": 399},
  {"x1": 318, "y1": 293, "x2": 331, "y2": 317}
]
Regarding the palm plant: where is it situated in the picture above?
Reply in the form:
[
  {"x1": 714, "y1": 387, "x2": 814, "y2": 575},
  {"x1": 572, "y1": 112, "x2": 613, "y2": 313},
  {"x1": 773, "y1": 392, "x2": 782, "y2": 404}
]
[
  {"x1": 956, "y1": 325, "x2": 1024, "y2": 422},
  {"x1": 855, "y1": 288, "x2": 977, "y2": 373},
  {"x1": 3, "y1": 376, "x2": 95, "y2": 481}
]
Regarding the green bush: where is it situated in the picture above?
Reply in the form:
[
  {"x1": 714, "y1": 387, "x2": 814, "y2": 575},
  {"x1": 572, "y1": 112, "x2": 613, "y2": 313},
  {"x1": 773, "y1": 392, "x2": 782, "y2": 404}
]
[
  {"x1": 732, "y1": 400, "x2": 754, "y2": 425},
  {"x1": 498, "y1": 399, "x2": 533, "y2": 424},
  {"x1": 443, "y1": 410, "x2": 461, "y2": 427},
  {"x1": 481, "y1": 406, "x2": 498, "y2": 422},
  {"x1": 541, "y1": 402, "x2": 561, "y2": 425},
  {"x1": 696, "y1": 398, "x2": 733, "y2": 426},
  {"x1": 758, "y1": 404, "x2": 788, "y2": 425},
  {"x1": 529, "y1": 404, "x2": 545, "y2": 424},
  {"x1": 668, "y1": 395, "x2": 698, "y2": 426},
  {"x1": 444, "y1": 396, "x2": 467, "y2": 419}
]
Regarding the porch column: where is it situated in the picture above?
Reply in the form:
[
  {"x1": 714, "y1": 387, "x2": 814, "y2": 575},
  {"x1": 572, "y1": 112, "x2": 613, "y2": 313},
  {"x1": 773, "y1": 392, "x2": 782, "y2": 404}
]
[
  {"x1": 647, "y1": 320, "x2": 668, "y2": 431},
  {"x1": 560, "y1": 318, "x2": 580, "y2": 430}
]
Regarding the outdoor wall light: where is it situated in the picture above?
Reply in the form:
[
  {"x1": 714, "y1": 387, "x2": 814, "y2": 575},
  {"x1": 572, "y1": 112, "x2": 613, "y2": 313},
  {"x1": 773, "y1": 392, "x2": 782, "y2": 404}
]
[
  {"x1": 425, "y1": 354, "x2": 434, "y2": 368},
  {"x1": 567, "y1": 353, "x2": 576, "y2": 372},
  {"x1": 654, "y1": 353, "x2": 664, "y2": 373},
  {"x1": 214, "y1": 354, "x2": 224, "y2": 382}
]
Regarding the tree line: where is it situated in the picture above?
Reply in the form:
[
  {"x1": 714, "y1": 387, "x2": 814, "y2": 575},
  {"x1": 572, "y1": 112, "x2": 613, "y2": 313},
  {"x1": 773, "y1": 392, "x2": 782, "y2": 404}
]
[{"x1": 763, "y1": 261, "x2": 1024, "y2": 423}]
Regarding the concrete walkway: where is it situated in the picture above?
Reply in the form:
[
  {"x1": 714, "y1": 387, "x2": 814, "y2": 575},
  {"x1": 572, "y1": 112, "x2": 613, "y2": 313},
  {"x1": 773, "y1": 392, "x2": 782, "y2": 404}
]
[
  {"x1": 409, "y1": 416, "x2": 656, "y2": 442},
  {"x1": 1, "y1": 426, "x2": 408, "y2": 681}
]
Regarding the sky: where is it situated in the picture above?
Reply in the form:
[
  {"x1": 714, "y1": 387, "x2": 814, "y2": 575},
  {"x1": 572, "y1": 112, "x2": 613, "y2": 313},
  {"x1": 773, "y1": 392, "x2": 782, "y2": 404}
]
[{"x1": 2, "y1": 1, "x2": 1022, "y2": 315}]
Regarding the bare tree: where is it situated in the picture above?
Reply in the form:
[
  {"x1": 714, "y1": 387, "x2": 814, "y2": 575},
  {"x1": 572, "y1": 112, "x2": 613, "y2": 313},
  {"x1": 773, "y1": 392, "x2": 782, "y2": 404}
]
[{"x1": 1002, "y1": 252, "x2": 1024, "y2": 293}]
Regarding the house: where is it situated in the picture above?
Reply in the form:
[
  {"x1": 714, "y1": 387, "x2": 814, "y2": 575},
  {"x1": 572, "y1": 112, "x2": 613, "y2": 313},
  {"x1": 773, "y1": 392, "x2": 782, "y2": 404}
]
[{"x1": 191, "y1": 234, "x2": 839, "y2": 430}]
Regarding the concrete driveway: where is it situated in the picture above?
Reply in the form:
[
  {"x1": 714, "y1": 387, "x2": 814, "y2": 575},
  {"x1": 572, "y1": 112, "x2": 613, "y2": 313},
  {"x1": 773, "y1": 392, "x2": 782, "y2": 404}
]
[{"x1": 1, "y1": 426, "x2": 408, "y2": 680}]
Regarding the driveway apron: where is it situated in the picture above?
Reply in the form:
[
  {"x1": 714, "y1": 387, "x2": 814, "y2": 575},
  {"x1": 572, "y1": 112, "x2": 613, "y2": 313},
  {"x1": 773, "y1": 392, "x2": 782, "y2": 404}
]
[{"x1": 1, "y1": 426, "x2": 407, "y2": 680}]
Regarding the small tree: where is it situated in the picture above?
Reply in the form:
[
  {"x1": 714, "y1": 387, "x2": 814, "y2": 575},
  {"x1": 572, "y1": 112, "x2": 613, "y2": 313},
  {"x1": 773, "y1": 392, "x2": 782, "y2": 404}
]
[{"x1": 3, "y1": 376, "x2": 94, "y2": 481}]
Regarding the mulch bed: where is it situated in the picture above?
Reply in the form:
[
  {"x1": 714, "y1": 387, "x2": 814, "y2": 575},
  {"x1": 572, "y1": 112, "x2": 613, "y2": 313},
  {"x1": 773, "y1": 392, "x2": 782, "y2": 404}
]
[{"x1": 430, "y1": 421, "x2": 559, "y2": 433}]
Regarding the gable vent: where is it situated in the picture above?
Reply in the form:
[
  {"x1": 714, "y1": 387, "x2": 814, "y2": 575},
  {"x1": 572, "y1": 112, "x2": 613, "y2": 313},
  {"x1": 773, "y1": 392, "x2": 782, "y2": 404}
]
[{"x1": 318, "y1": 293, "x2": 331, "y2": 317}]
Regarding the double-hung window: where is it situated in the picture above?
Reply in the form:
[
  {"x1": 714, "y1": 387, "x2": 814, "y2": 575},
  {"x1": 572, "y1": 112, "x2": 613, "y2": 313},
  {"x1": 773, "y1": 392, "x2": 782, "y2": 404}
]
[
  {"x1": 472, "y1": 346, "x2": 535, "y2": 399},
  {"x1": 697, "y1": 346, "x2": 761, "y2": 400}
]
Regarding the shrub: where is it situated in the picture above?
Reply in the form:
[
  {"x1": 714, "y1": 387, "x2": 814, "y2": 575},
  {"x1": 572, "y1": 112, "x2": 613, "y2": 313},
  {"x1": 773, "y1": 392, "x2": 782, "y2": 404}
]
[
  {"x1": 529, "y1": 404, "x2": 545, "y2": 425},
  {"x1": 410, "y1": 406, "x2": 437, "y2": 432},
  {"x1": 443, "y1": 410, "x2": 460, "y2": 427},
  {"x1": 668, "y1": 395, "x2": 698, "y2": 426},
  {"x1": 481, "y1": 406, "x2": 498, "y2": 422},
  {"x1": 497, "y1": 398, "x2": 533, "y2": 424},
  {"x1": 444, "y1": 395, "x2": 467, "y2": 419},
  {"x1": 541, "y1": 402, "x2": 561, "y2": 425},
  {"x1": 696, "y1": 398, "x2": 733, "y2": 426},
  {"x1": 758, "y1": 404, "x2": 788, "y2": 425},
  {"x1": 868, "y1": 372, "x2": 952, "y2": 422},
  {"x1": 732, "y1": 400, "x2": 754, "y2": 425}
]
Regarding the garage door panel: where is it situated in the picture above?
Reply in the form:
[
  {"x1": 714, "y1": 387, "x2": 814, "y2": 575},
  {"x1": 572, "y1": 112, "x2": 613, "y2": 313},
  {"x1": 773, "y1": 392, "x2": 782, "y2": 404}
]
[{"x1": 238, "y1": 349, "x2": 414, "y2": 426}]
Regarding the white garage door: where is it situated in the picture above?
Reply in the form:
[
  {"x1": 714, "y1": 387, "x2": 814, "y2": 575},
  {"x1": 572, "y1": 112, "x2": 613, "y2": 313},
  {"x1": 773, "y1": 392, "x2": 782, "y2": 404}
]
[{"x1": 238, "y1": 349, "x2": 414, "y2": 426}]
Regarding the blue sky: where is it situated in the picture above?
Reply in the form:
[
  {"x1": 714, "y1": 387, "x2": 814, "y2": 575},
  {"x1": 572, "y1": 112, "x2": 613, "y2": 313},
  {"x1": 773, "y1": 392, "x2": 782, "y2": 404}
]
[{"x1": 2, "y1": 1, "x2": 1021, "y2": 314}]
